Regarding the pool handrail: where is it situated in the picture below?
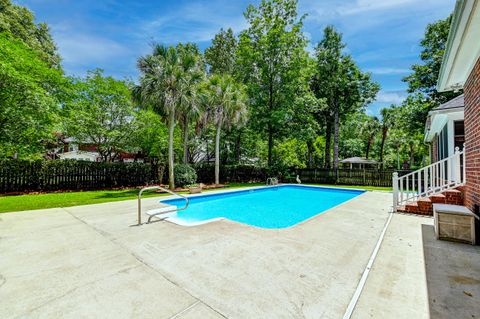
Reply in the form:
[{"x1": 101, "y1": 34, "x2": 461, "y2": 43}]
[{"x1": 137, "y1": 185, "x2": 189, "y2": 225}]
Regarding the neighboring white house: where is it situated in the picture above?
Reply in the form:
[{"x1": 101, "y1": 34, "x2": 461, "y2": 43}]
[{"x1": 58, "y1": 150, "x2": 101, "y2": 162}]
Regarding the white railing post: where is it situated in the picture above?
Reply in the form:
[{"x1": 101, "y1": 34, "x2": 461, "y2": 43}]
[
  {"x1": 455, "y1": 147, "x2": 461, "y2": 184},
  {"x1": 463, "y1": 144, "x2": 466, "y2": 184},
  {"x1": 393, "y1": 172, "x2": 399, "y2": 212}
]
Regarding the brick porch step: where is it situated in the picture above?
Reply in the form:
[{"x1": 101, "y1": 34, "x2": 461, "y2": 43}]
[{"x1": 430, "y1": 194, "x2": 446, "y2": 204}]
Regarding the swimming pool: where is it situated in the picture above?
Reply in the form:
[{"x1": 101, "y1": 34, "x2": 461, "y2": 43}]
[{"x1": 159, "y1": 185, "x2": 365, "y2": 229}]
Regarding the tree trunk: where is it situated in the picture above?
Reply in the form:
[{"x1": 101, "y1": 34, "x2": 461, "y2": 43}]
[
  {"x1": 307, "y1": 140, "x2": 313, "y2": 168},
  {"x1": 333, "y1": 106, "x2": 340, "y2": 170},
  {"x1": 215, "y1": 120, "x2": 222, "y2": 185},
  {"x1": 235, "y1": 130, "x2": 242, "y2": 164},
  {"x1": 268, "y1": 125, "x2": 273, "y2": 167},
  {"x1": 182, "y1": 115, "x2": 189, "y2": 164},
  {"x1": 168, "y1": 110, "x2": 175, "y2": 189},
  {"x1": 379, "y1": 129, "x2": 387, "y2": 166},
  {"x1": 324, "y1": 120, "x2": 332, "y2": 168},
  {"x1": 268, "y1": 78, "x2": 274, "y2": 168},
  {"x1": 366, "y1": 138, "x2": 372, "y2": 159},
  {"x1": 409, "y1": 144, "x2": 415, "y2": 168}
]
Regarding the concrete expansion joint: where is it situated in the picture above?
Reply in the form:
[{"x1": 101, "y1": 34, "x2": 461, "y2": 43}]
[
  {"x1": 59, "y1": 208, "x2": 228, "y2": 319},
  {"x1": 168, "y1": 300, "x2": 200, "y2": 319}
]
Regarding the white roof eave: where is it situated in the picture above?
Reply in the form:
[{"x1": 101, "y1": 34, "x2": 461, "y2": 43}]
[{"x1": 437, "y1": 0, "x2": 480, "y2": 92}]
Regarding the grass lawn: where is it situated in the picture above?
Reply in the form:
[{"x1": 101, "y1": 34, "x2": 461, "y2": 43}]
[
  {"x1": 0, "y1": 182, "x2": 390, "y2": 213},
  {"x1": 0, "y1": 183, "x2": 263, "y2": 213}
]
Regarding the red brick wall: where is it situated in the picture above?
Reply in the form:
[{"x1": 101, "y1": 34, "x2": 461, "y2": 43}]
[{"x1": 464, "y1": 57, "x2": 480, "y2": 212}]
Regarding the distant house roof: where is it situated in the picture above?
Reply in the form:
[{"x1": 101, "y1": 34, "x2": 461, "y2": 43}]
[
  {"x1": 432, "y1": 94, "x2": 464, "y2": 112},
  {"x1": 340, "y1": 157, "x2": 378, "y2": 165}
]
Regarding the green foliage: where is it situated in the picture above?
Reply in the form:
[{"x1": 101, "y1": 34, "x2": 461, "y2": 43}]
[
  {"x1": 63, "y1": 69, "x2": 136, "y2": 161},
  {"x1": 0, "y1": 33, "x2": 66, "y2": 159},
  {"x1": 237, "y1": 0, "x2": 309, "y2": 166},
  {"x1": 199, "y1": 74, "x2": 248, "y2": 183},
  {"x1": 174, "y1": 164, "x2": 197, "y2": 187},
  {"x1": 133, "y1": 110, "x2": 169, "y2": 160},
  {"x1": 311, "y1": 26, "x2": 380, "y2": 168},
  {"x1": 205, "y1": 28, "x2": 238, "y2": 75},
  {"x1": 273, "y1": 139, "x2": 307, "y2": 169},
  {"x1": 0, "y1": 0, "x2": 61, "y2": 69},
  {"x1": 135, "y1": 43, "x2": 204, "y2": 188}
]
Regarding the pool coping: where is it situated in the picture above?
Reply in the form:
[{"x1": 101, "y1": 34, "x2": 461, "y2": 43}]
[{"x1": 149, "y1": 184, "x2": 369, "y2": 228}]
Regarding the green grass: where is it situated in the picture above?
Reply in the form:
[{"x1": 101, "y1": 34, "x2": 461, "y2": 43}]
[
  {"x1": 0, "y1": 182, "x2": 389, "y2": 213},
  {"x1": 0, "y1": 182, "x2": 264, "y2": 213}
]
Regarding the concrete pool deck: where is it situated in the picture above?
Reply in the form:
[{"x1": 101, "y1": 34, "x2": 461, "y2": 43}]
[{"x1": 1, "y1": 189, "x2": 479, "y2": 318}]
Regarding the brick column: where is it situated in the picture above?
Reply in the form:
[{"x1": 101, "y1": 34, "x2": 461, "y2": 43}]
[{"x1": 464, "y1": 57, "x2": 480, "y2": 211}]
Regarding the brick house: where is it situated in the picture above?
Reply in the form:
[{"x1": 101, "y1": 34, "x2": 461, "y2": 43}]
[
  {"x1": 393, "y1": 0, "x2": 479, "y2": 215},
  {"x1": 436, "y1": 0, "x2": 480, "y2": 214}
]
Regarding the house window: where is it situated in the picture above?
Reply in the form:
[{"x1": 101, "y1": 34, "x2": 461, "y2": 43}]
[
  {"x1": 454, "y1": 120, "x2": 465, "y2": 151},
  {"x1": 437, "y1": 124, "x2": 449, "y2": 160}
]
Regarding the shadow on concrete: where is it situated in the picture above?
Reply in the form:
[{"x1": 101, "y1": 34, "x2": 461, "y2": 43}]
[{"x1": 422, "y1": 224, "x2": 480, "y2": 318}]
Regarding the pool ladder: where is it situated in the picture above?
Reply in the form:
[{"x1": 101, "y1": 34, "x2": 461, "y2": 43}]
[{"x1": 137, "y1": 185, "x2": 189, "y2": 225}]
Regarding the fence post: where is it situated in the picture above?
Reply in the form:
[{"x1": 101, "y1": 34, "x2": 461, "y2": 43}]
[{"x1": 392, "y1": 172, "x2": 399, "y2": 213}]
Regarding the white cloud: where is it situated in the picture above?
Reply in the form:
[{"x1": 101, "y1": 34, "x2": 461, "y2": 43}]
[
  {"x1": 367, "y1": 67, "x2": 411, "y2": 75},
  {"x1": 339, "y1": 0, "x2": 417, "y2": 16},
  {"x1": 375, "y1": 90, "x2": 408, "y2": 104},
  {"x1": 55, "y1": 33, "x2": 130, "y2": 64},
  {"x1": 141, "y1": 1, "x2": 247, "y2": 44}
]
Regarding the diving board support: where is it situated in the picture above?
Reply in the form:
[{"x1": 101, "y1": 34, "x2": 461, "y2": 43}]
[{"x1": 137, "y1": 185, "x2": 189, "y2": 225}]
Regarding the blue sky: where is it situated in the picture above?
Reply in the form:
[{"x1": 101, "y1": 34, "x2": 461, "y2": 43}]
[{"x1": 17, "y1": 0, "x2": 455, "y2": 115}]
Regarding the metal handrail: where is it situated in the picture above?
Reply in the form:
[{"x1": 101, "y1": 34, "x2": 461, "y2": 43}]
[{"x1": 137, "y1": 185, "x2": 189, "y2": 225}]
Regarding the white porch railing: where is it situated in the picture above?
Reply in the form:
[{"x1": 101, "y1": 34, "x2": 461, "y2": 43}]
[{"x1": 393, "y1": 147, "x2": 465, "y2": 212}]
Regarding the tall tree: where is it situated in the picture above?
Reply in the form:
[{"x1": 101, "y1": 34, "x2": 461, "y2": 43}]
[
  {"x1": 176, "y1": 43, "x2": 205, "y2": 164},
  {"x1": 311, "y1": 26, "x2": 343, "y2": 168},
  {"x1": 361, "y1": 116, "x2": 380, "y2": 159},
  {"x1": 205, "y1": 28, "x2": 238, "y2": 75},
  {"x1": 0, "y1": 0, "x2": 61, "y2": 69},
  {"x1": 64, "y1": 69, "x2": 135, "y2": 162},
  {"x1": 200, "y1": 75, "x2": 248, "y2": 184},
  {"x1": 237, "y1": 0, "x2": 308, "y2": 167},
  {"x1": 379, "y1": 106, "x2": 395, "y2": 165},
  {"x1": 0, "y1": 33, "x2": 65, "y2": 159},
  {"x1": 135, "y1": 44, "x2": 200, "y2": 189},
  {"x1": 312, "y1": 26, "x2": 379, "y2": 169}
]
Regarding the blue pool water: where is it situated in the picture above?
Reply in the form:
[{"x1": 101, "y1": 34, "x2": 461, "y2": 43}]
[{"x1": 160, "y1": 185, "x2": 364, "y2": 229}]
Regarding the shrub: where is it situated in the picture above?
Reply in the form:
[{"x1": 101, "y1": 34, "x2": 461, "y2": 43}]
[{"x1": 174, "y1": 164, "x2": 197, "y2": 187}]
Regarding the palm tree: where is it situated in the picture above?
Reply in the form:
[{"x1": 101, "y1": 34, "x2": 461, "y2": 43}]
[
  {"x1": 379, "y1": 106, "x2": 396, "y2": 165},
  {"x1": 135, "y1": 44, "x2": 199, "y2": 189},
  {"x1": 176, "y1": 44, "x2": 205, "y2": 164},
  {"x1": 361, "y1": 116, "x2": 380, "y2": 159},
  {"x1": 200, "y1": 75, "x2": 248, "y2": 184}
]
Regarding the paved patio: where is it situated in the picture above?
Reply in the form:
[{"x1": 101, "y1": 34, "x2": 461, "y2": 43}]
[{"x1": 1, "y1": 189, "x2": 479, "y2": 318}]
